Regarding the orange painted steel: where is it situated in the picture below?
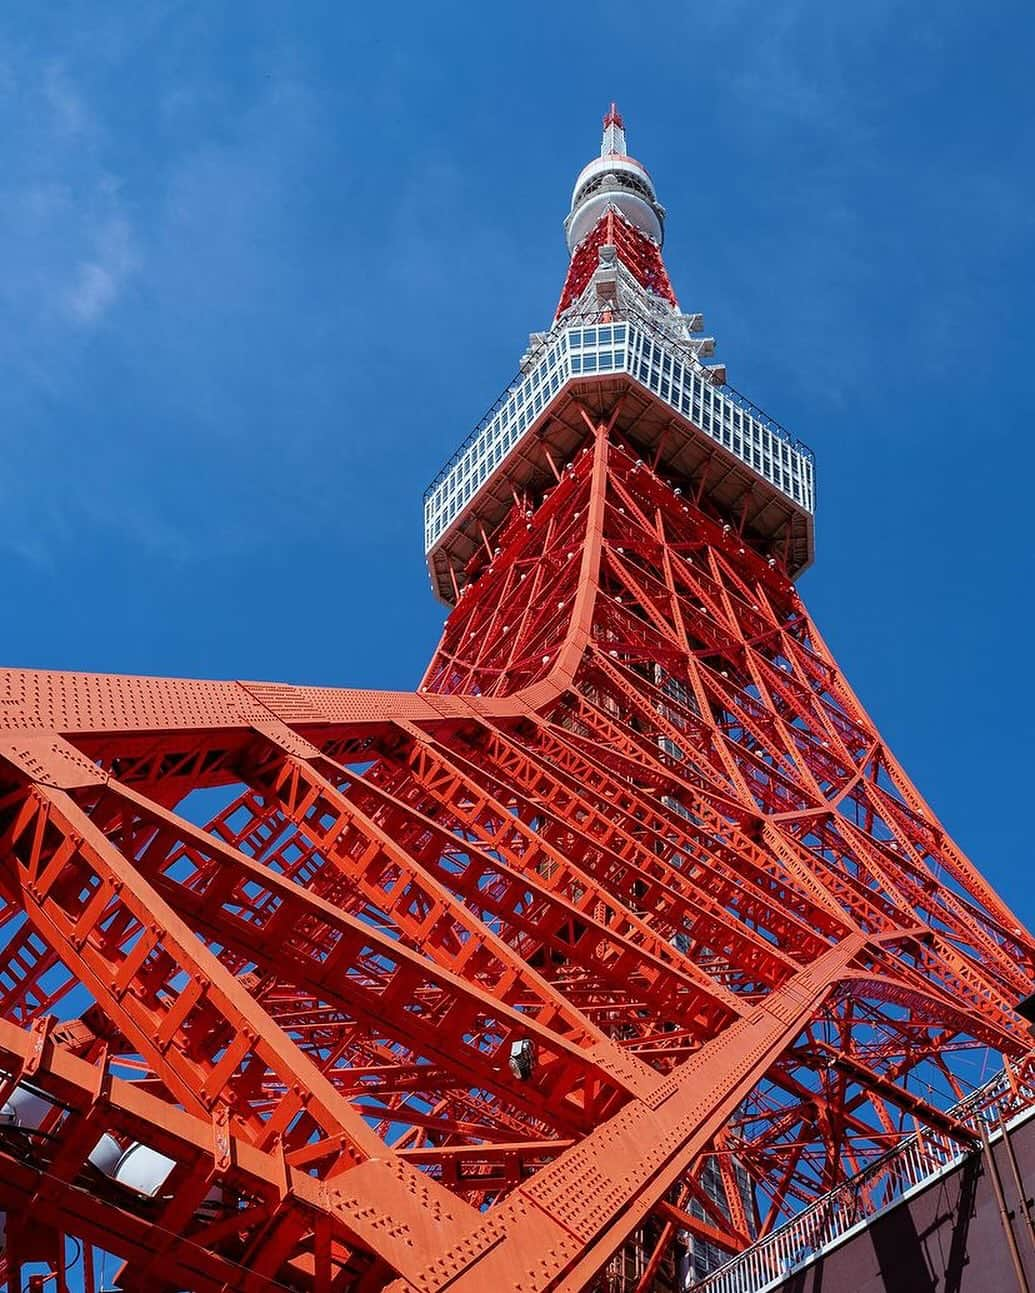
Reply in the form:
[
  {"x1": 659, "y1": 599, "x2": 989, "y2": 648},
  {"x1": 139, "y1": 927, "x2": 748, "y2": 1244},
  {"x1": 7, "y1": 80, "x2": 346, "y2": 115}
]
[
  {"x1": 0, "y1": 418, "x2": 1032, "y2": 1289},
  {"x1": 1, "y1": 225, "x2": 1034, "y2": 1291}
]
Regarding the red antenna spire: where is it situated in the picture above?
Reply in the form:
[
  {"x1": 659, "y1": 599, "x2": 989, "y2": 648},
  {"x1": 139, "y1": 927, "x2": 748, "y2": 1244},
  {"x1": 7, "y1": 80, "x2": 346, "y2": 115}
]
[
  {"x1": 603, "y1": 100, "x2": 624, "y2": 129},
  {"x1": 600, "y1": 100, "x2": 627, "y2": 160}
]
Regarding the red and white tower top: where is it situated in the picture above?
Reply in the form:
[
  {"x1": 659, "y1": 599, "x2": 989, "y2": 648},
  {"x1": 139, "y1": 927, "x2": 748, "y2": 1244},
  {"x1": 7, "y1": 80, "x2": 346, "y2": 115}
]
[
  {"x1": 424, "y1": 107, "x2": 816, "y2": 603},
  {"x1": 564, "y1": 102, "x2": 666, "y2": 252},
  {"x1": 556, "y1": 103, "x2": 678, "y2": 318}
]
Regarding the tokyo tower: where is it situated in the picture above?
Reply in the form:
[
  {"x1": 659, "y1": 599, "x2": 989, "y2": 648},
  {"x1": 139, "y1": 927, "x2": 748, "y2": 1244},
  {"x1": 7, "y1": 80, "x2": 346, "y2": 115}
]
[{"x1": 0, "y1": 105, "x2": 1032, "y2": 1293}]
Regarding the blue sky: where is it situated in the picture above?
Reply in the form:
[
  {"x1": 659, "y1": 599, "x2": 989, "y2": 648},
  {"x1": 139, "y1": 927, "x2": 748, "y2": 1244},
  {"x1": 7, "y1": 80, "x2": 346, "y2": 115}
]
[{"x1": 0, "y1": 2, "x2": 1032, "y2": 921}]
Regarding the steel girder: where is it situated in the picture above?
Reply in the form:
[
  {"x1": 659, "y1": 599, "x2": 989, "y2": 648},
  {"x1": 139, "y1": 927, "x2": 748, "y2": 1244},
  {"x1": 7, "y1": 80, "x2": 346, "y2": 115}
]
[{"x1": 0, "y1": 413, "x2": 1032, "y2": 1291}]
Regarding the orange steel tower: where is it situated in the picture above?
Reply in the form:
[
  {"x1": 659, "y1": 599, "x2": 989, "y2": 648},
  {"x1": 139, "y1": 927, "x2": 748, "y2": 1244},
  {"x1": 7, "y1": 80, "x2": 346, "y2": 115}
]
[{"x1": 0, "y1": 106, "x2": 1033, "y2": 1293}]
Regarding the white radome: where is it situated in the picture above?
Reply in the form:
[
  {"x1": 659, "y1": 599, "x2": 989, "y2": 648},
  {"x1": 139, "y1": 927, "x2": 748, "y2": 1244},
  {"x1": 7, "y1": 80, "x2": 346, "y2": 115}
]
[{"x1": 563, "y1": 104, "x2": 666, "y2": 252}]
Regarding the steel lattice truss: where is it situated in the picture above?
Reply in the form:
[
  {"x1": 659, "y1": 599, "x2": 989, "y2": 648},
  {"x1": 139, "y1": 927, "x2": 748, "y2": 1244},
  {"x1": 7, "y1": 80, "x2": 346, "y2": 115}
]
[
  {"x1": 556, "y1": 208, "x2": 676, "y2": 319},
  {"x1": 0, "y1": 412, "x2": 1032, "y2": 1291}
]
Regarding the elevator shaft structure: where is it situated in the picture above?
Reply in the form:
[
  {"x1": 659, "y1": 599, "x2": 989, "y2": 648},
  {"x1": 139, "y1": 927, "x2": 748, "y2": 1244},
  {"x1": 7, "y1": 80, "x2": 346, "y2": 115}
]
[{"x1": 0, "y1": 106, "x2": 1031, "y2": 1293}]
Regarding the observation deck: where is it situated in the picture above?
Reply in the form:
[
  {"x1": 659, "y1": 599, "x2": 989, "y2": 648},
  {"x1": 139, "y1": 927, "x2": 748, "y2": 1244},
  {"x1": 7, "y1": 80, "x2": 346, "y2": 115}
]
[{"x1": 424, "y1": 308, "x2": 815, "y2": 605}]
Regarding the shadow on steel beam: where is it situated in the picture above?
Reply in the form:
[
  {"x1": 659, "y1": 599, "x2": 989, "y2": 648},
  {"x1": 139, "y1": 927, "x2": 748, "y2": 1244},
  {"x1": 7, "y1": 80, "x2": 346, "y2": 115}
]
[
  {"x1": 867, "y1": 1187, "x2": 941, "y2": 1292},
  {"x1": 943, "y1": 1152, "x2": 980, "y2": 1293}
]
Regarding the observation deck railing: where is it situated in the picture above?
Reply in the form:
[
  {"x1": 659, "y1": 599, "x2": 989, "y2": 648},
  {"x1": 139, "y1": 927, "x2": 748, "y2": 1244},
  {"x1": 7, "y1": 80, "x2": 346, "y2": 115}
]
[
  {"x1": 689, "y1": 1064, "x2": 1035, "y2": 1293},
  {"x1": 423, "y1": 306, "x2": 815, "y2": 555}
]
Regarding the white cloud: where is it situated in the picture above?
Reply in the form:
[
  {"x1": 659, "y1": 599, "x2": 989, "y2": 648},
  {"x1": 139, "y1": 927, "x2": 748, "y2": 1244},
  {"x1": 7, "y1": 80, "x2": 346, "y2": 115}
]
[
  {"x1": 66, "y1": 263, "x2": 116, "y2": 322},
  {"x1": 0, "y1": 61, "x2": 140, "y2": 330},
  {"x1": 64, "y1": 213, "x2": 138, "y2": 323},
  {"x1": 43, "y1": 62, "x2": 91, "y2": 138}
]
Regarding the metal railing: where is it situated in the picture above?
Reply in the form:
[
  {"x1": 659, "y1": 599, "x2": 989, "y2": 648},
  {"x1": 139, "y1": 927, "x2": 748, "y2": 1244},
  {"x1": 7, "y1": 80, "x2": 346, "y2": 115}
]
[
  {"x1": 691, "y1": 1065, "x2": 1035, "y2": 1293},
  {"x1": 424, "y1": 303, "x2": 815, "y2": 554},
  {"x1": 425, "y1": 304, "x2": 813, "y2": 499}
]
